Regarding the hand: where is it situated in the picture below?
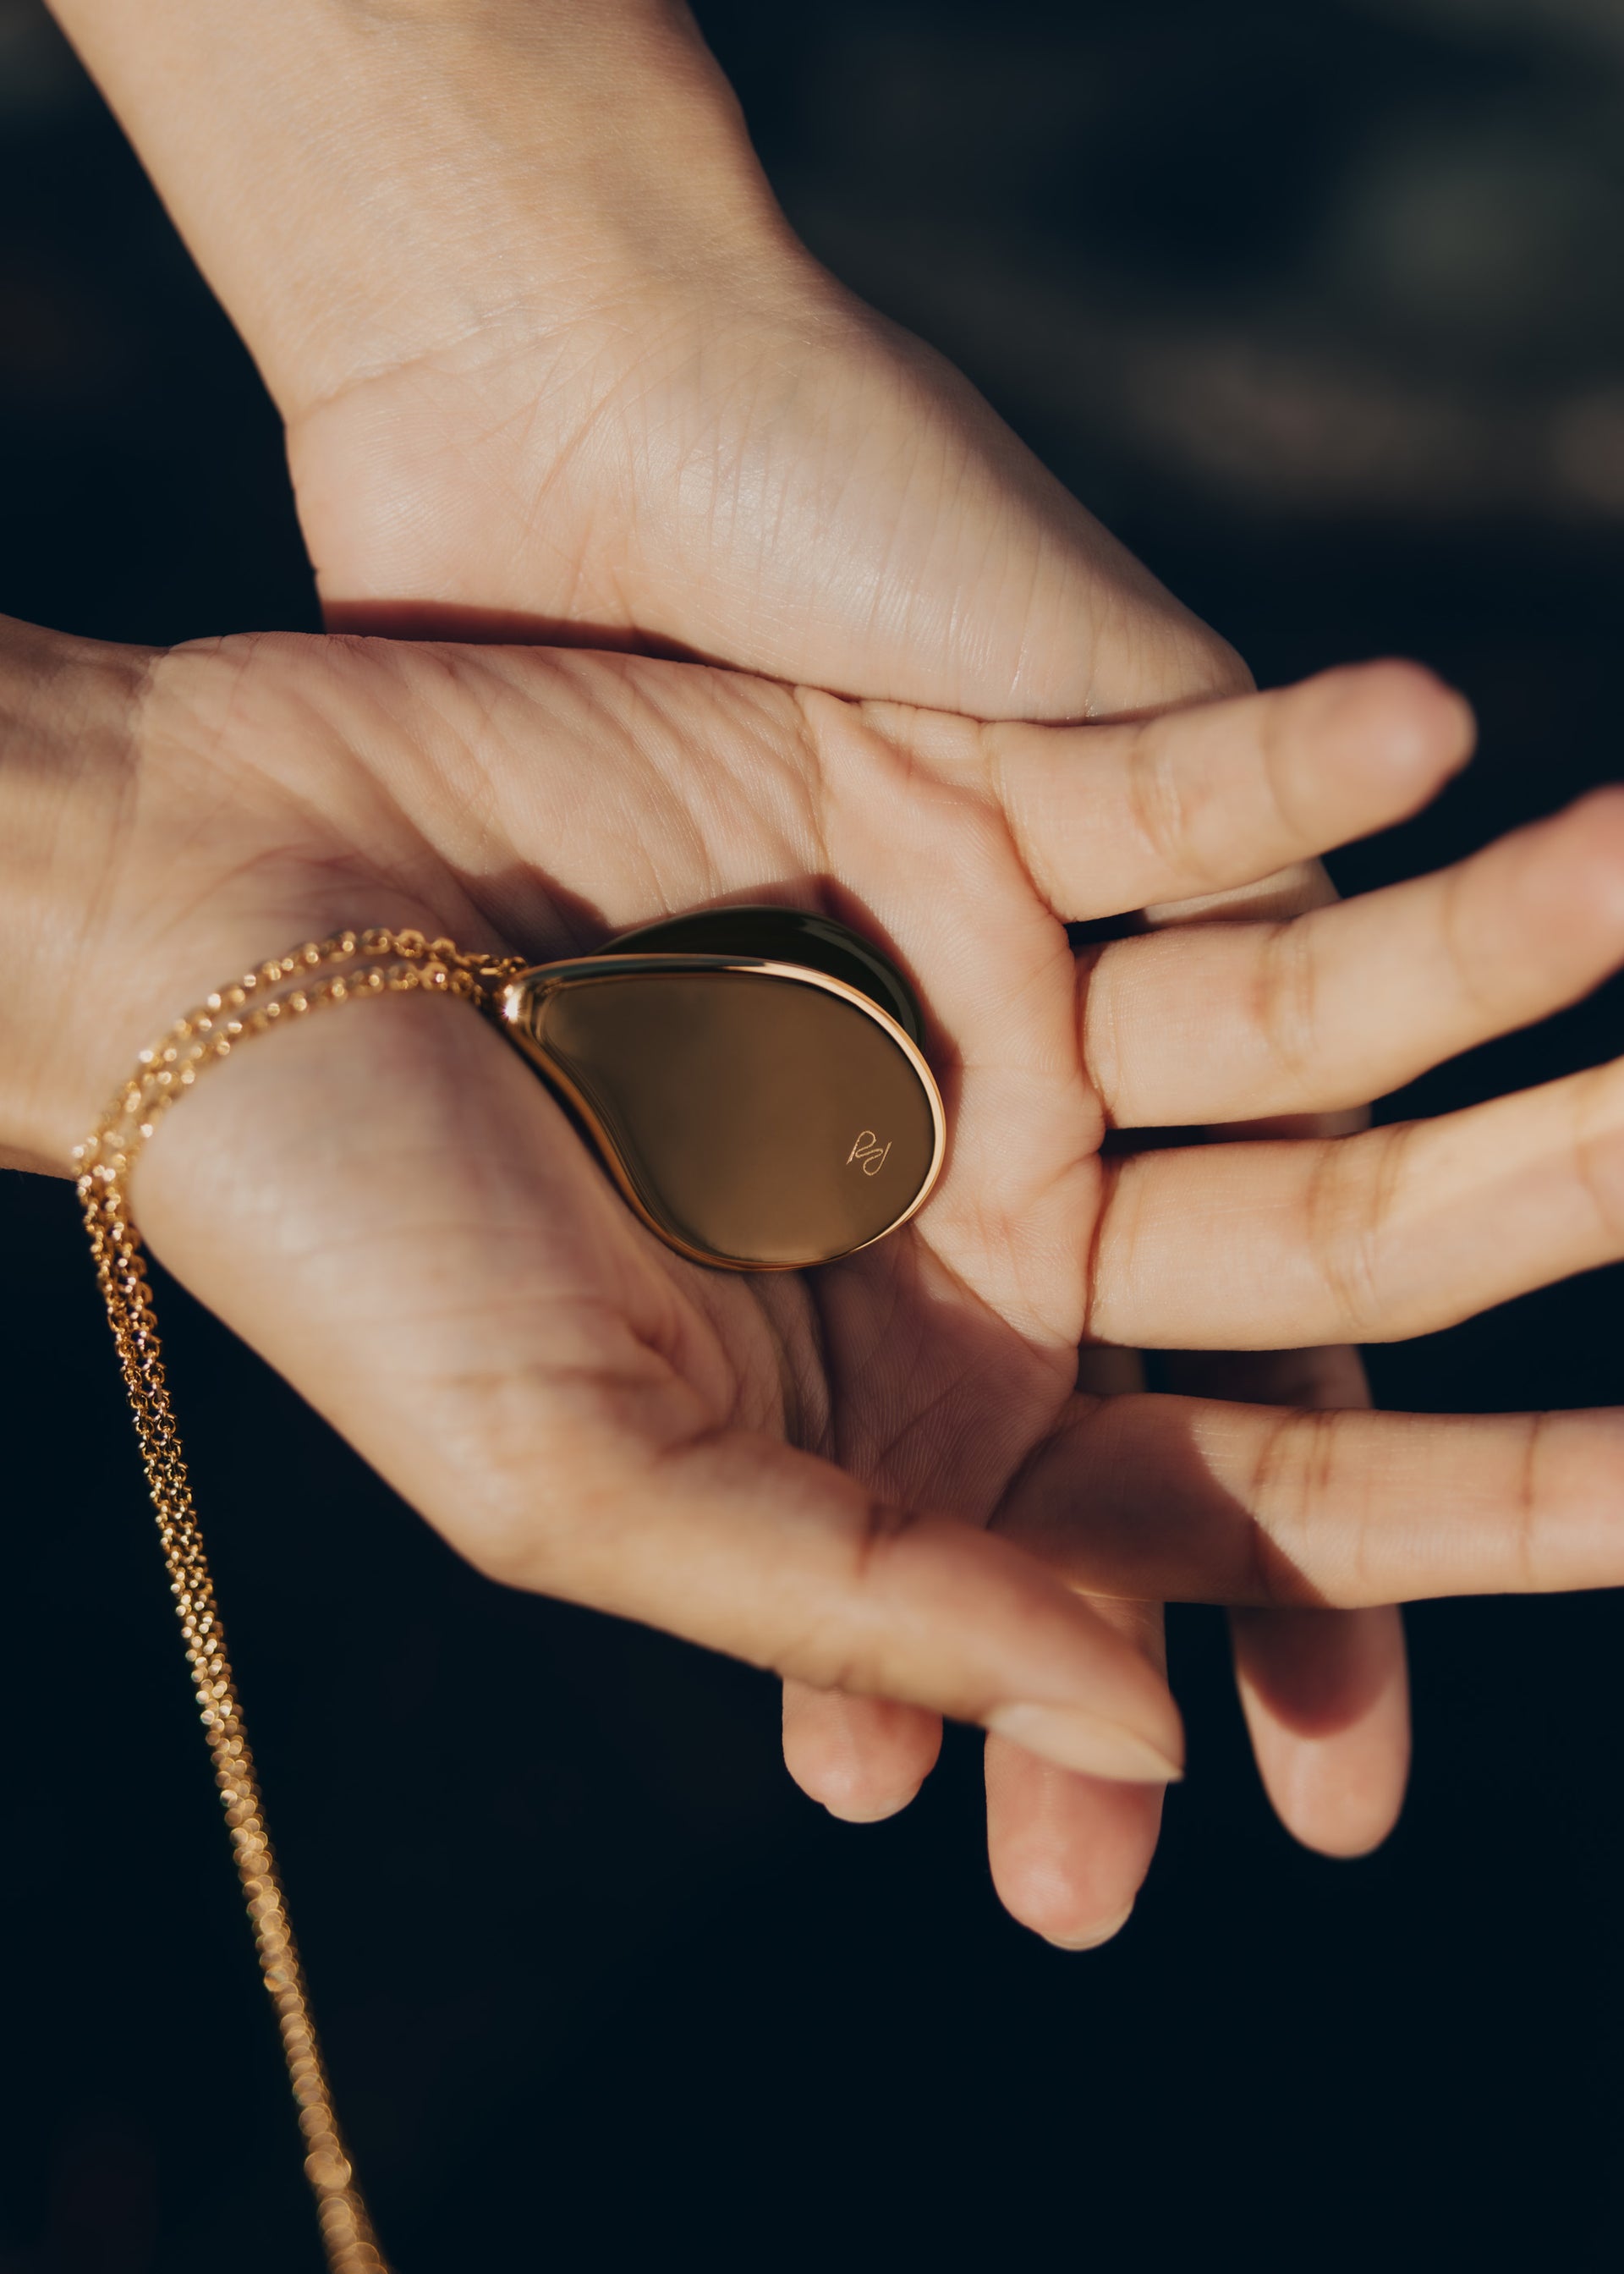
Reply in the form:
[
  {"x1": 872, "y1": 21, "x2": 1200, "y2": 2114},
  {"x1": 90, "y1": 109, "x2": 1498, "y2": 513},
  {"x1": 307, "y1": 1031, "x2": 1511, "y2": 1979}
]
[
  {"x1": 292, "y1": 215, "x2": 1417, "y2": 1903},
  {"x1": 9, "y1": 620, "x2": 1624, "y2": 1946},
  {"x1": 50, "y1": 0, "x2": 1239, "y2": 717},
  {"x1": 36, "y1": 0, "x2": 1583, "y2": 1903},
  {"x1": 49, "y1": 0, "x2": 1380, "y2": 1906}
]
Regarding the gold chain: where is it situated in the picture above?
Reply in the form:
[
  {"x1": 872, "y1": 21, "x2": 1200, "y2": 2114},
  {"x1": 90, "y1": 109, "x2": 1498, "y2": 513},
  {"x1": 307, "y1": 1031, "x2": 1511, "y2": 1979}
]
[{"x1": 74, "y1": 927, "x2": 526, "y2": 2274}]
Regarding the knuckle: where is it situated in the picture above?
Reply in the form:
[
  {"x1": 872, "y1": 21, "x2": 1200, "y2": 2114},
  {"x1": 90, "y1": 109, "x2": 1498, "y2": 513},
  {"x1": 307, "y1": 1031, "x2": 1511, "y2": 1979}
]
[
  {"x1": 1437, "y1": 854, "x2": 1505, "y2": 1024},
  {"x1": 1254, "y1": 917, "x2": 1320, "y2": 1084},
  {"x1": 1243, "y1": 1407, "x2": 1351, "y2": 1605},
  {"x1": 1124, "y1": 722, "x2": 1204, "y2": 882},
  {"x1": 1303, "y1": 1126, "x2": 1410, "y2": 1343},
  {"x1": 1076, "y1": 944, "x2": 1124, "y2": 1118},
  {"x1": 1511, "y1": 1410, "x2": 1555, "y2": 1594},
  {"x1": 771, "y1": 1497, "x2": 923, "y2": 1695},
  {"x1": 1255, "y1": 688, "x2": 1315, "y2": 850}
]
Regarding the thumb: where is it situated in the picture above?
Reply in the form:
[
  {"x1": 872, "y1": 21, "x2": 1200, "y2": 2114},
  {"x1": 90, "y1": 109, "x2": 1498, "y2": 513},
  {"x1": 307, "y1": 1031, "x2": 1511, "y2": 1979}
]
[{"x1": 524, "y1": 1420, "x2": 1185, "y2": 1788}]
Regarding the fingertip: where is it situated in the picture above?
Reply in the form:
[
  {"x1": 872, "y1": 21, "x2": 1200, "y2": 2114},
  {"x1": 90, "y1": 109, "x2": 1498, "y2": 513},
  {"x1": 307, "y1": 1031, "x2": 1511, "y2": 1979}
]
[
  {"x1": 1539, "y1": 786, "x2": 1624, "y2": 934},
  {"x1": 985, "y1": 1736, "x2": 1163, "y2": 1947},
  {"x1": 1233, "y1": 1603, "x2": 1412, "y2": 1861},
  {"x1": 1270, "y1": 1757, "x2": 1408, "y2": 1859},
  {"x1": 1041, "y1": 1903, "x2": 1135, "y2": 1952},
  {"x1": 781, "y1": 1687, "x2": 941, "y2": 1822},
  {"x1": 1303, "y1": 657, "x2": 1476, "y2": 801}
]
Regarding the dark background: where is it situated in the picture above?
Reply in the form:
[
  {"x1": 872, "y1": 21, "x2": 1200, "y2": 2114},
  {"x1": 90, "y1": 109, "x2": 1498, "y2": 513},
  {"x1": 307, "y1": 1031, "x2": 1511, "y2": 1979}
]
[{"x1": 3, "y1": 0, "x2": 1623, "y2": 2266}]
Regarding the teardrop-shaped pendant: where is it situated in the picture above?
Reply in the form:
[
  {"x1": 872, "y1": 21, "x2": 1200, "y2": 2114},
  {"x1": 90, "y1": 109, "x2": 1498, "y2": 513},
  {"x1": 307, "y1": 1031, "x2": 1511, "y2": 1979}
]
[{"x1": 498, "y1": 908, "x2": 945, "y2": 1270}]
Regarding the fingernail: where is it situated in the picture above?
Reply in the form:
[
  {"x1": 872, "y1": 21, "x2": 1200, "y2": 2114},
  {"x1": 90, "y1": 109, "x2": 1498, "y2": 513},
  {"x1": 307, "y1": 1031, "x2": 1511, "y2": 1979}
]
[
  {"x1": 988, "y1": 1703, "x2": 1183, "y2": 1785},
  {"x1": 1044, "y1": 1904, "x2": 1134, "y2": 1953}
]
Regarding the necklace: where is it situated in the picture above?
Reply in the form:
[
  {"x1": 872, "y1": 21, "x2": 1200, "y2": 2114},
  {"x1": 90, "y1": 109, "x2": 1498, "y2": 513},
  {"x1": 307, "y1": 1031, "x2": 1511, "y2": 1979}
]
[{"x1": 75, "y1": 928, "x2": 525, "y2": 2274}]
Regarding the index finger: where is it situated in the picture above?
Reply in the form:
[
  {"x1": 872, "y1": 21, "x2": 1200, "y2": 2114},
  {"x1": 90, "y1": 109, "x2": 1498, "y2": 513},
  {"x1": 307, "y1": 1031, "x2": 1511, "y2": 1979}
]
[{"x1": 985, "y1": 661, "x2": 1474, "y2": 920}]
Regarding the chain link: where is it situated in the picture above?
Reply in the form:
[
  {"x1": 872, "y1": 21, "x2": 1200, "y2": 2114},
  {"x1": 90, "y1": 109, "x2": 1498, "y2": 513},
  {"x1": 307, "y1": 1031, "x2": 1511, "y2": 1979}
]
[{"x1": 74, "y1": 928, "x2": 526, "y2": 2274}]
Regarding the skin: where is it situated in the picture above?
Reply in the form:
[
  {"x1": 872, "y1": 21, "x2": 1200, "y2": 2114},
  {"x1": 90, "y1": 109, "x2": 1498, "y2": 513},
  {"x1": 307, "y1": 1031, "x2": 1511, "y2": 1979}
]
[
  {"x1": 38, "y1": 0, "x2": 1605, "y2": 1930},
  {"x1": 8, "y1": 619, "x2": 1624, "y2": 1961},
  {"x1": 47, "y1": 0, "x2": 1232, "y2": 710}
]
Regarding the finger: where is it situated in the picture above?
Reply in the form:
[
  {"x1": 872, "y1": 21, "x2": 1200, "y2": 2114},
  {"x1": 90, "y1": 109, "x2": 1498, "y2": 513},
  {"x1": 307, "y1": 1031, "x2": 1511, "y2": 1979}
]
[
  {"x1": 985, "y1": 1744, "x2": 1164, "y2": 1949},
  {"x1": 985, "y1": 660, "x2": 1474, "y2": 920},
  {"x1": 1144, "y1": 861, "x2": 1413, "y2": 1856},
  {"x1": 1084, "y1": 788, "x2": 1624, "y2": 1128},
  {"x1": 129, "y1": 991, "x2": 1184, "y2": 1787},
  {"x1": 999, "y1": 1392, "x2": 1624, "y2": 1606},
  {"x1": 781, "y1": 1684, "x2": 941, "y2": 1821},
  {"x1": 1231, "y1": 1605, "x2": 1410, "y2": 1859},
  {"x1": 984, "y1": 1596, "x2": 1166, "y2": 1948},
  {"x1": 776, "y1": 1352, "x2": 1158, "y2": 1826},
  {"x1": 599, "y1": 1426, "x2": 1188, "y2": 1783},
  {"x1": 1090, "y1": 1055, "x2": 1624, "y2": 1349},
  {"x1": 1169, "y1": 1348, "x2": 1410, "y2": 1855},
  {"x1": 1137, "y1": 851, "x2": 1363, "y2": 1142}
]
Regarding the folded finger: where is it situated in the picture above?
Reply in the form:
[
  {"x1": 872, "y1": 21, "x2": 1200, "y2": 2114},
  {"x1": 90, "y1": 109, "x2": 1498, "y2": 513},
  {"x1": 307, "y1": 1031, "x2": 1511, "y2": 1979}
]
[
  {"x1": 1091, "y1": 1056, "x2": 1624, "y2": 1348},
  {"x1": 556, "y1": 1425, "x2": 1184, "y2": 1782},
  {"x1": 1084, "y1": 788, "x2": 1624, "y2": 1128},
  {"x1": 781, "y1": 1684, "x2": 941, "y2": 1821},
  {"x1": 781, "y1": 1351, "x2": 1155, "y2": 1826},
  {"x1": 1231, "y1": 1604, "x2": 1411, "y2": 1859},
  {"x1": 984, "y1": 1595, "x2": 1166, "y2": 1947},
  {"x1": 985, "y1": 660, "x2": 1473, "y2": 920},
  {"x1": 1161, "y1": 1343, "x2": 1408, "y2": 1855},
  {"x1": 1000, "y1": 1392, "x2": 1624, "y2": 1606}
]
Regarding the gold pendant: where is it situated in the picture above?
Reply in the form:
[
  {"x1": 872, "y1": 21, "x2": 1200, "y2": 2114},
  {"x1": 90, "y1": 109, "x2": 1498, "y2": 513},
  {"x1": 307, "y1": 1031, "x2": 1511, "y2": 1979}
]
[{"x1": 499, "y1": 907, "x2": 945, "y2": 1270}]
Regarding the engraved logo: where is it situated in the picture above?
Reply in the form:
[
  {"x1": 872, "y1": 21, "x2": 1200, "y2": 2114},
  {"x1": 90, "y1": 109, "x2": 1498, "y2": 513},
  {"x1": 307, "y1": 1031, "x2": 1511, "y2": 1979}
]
[{"x1": 847, "y1": 1129, "x2": 892, "y2": 1177}]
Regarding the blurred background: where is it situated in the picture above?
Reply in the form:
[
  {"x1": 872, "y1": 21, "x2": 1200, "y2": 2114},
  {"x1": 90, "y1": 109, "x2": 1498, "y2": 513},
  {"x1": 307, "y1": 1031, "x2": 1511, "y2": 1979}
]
[{"x1": 2, "y1": 0, "x2": 1621, "y2": 2265}]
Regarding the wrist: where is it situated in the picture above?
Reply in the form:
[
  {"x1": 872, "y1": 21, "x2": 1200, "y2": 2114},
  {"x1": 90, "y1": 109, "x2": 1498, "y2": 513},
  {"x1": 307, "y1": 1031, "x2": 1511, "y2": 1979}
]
[
  {"x1": 52, "y1": 0, "x2": 803, "y2": 423},
  {"x1": 0, "y1": 619, "x2": 145, "y2": 1175}
]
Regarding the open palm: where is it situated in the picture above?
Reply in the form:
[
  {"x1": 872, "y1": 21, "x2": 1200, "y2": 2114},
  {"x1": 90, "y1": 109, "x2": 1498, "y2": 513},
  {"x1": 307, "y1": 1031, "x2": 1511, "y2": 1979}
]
[
  {"x1": 280, "y1": 245, "x2": 1402, "y2": 1909},
  {"x1": 24, "y1": 620, "x2": 1624, "y2": 1942}
]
